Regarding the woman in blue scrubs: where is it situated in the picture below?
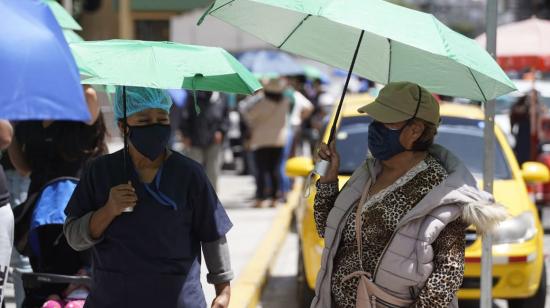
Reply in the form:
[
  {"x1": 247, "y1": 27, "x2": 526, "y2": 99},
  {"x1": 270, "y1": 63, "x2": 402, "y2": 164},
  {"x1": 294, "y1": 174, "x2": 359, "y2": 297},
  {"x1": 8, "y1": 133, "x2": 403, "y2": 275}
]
[{"x1": 64, "y1": 86, "x2": 233, "y2": 308}]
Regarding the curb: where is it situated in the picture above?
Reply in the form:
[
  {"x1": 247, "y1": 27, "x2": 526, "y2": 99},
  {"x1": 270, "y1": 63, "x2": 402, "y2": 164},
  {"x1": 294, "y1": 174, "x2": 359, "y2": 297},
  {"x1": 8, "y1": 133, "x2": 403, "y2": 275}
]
[{"x1": 229, "y1": 179, "x2": 303, "y2": 308}]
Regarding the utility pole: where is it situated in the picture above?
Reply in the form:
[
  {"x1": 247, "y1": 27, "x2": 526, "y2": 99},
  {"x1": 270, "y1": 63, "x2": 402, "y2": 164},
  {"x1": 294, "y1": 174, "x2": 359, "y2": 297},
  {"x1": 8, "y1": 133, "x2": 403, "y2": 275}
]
[
  {"x1": 119, "y1": 0, "x2": 134, "y2": 39},
  {"x1": 481, "y1": 0, "x2": 497, "y2": 307}
]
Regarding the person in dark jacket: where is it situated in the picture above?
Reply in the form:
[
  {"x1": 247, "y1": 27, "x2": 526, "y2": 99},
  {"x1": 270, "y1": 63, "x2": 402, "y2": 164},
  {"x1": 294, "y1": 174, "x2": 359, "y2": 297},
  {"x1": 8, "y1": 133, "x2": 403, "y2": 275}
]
[
  {"x1": 180, "y1": 91, "x2": 229, "y2": 189},
  {"x1": 64, "y1": 86, "x2": 233, "y2": 308},
  {"x1": 8, "y1": 85, "x2": 107, "y2": 307}
]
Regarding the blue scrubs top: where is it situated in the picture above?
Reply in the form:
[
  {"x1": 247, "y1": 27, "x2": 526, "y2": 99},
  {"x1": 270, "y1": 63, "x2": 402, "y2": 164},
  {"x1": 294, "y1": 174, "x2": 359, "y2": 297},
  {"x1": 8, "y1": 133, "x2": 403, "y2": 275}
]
[{"x1": 65, "y1": 150, "x2": 232, "y2": 308}]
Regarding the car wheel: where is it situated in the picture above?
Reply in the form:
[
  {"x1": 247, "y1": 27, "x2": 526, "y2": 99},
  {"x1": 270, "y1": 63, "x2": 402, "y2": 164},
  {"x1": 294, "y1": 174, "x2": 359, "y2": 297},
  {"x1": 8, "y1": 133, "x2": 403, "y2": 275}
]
[
  {"x1": 508, "y1": 263, "x2": 547, "y2": 308},
  {"x1": 297, "y1": 243, "x2": 315, "y2": 308}
]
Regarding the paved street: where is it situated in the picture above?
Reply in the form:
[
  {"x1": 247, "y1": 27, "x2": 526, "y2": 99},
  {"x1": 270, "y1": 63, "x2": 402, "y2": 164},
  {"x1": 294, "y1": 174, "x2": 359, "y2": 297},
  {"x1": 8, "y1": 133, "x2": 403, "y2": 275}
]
[{"x1": 201, "y1": 174, "x2": 279, "y2": 305}]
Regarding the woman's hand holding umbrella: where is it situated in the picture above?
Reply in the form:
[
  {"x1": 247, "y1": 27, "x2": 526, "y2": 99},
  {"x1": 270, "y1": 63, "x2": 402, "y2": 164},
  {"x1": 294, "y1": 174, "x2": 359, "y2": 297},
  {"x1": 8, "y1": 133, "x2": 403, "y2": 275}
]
[
  {"x1": 317, "y1": 142, "x2": 340, "y2": 184},
  {"x1": 89, "y1": 182, "x2": 137, "y2": 240},
  {"x1": 106, "y1": 182, "x2": 138, "y2": 216}
]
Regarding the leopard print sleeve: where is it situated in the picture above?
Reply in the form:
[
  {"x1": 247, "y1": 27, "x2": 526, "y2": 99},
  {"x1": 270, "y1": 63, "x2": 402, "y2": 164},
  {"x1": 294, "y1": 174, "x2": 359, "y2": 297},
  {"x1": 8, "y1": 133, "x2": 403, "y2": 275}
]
[
  {"x1": 313, "y1": 180, "x2": 339, "y2": 238},
  {"x1": 412, "y1": 219, "x2": 467, "y2": 308}
]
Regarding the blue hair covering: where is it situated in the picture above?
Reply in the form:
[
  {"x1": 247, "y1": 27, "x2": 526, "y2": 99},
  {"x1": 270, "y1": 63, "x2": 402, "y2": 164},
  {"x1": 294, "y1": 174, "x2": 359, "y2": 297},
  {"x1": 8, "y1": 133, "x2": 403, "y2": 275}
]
[{"x1": 114, "y1": 86, "x2": 173, "y2": 121}]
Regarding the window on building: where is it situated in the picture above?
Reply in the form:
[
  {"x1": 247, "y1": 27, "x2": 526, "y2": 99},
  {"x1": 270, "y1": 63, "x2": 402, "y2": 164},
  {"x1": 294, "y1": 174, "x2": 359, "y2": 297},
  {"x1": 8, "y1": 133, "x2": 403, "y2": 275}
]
[{"x1": 135, "y1": 20, "x2": 169, "y2": 41}]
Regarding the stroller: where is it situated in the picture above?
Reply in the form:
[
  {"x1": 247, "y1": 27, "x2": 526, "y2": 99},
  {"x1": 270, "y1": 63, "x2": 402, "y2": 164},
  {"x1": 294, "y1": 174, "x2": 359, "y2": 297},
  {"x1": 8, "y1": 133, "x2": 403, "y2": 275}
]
[{"x1": 13, "y1": 177, "x2": 91, "y2": 308}]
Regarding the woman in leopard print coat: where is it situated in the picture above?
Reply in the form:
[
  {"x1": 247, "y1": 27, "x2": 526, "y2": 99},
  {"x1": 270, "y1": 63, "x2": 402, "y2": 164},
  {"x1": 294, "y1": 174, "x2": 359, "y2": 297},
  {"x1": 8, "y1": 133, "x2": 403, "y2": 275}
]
[{"x1": 313, "y1": 82, "x2": 506, "y2": 308}]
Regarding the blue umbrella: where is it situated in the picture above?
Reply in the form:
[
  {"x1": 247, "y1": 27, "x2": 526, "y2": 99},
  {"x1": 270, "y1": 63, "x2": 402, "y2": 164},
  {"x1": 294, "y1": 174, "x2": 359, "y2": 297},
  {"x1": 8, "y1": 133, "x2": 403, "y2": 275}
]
[
  {"x1": 0, "y1": 0, "x2": 89, "y2": 121},
  {"x1": 238, "y1": 50, "x2": 305, "y2": 78}
]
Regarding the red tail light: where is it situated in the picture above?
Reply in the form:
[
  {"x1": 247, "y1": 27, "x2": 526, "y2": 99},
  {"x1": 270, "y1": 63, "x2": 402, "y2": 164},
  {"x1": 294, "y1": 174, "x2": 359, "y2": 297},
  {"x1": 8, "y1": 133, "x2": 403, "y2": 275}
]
[{"x1": 527, "y1": 184, "x2": 536, "y2": 203}]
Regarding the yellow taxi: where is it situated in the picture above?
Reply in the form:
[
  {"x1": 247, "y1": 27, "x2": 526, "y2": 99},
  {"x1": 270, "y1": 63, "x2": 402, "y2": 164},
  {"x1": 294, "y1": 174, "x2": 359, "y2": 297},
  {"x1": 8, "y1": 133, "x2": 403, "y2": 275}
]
[{"x1": 285, "y1": 94, "x2": 550, "y2": 308}]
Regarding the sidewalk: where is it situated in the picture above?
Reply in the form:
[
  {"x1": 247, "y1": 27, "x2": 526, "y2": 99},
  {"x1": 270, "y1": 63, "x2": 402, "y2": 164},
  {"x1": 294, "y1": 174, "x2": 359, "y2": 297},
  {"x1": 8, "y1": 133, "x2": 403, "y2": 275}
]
[{"x1": 201, "y1": 174, "x2": 279, "y2": 305}]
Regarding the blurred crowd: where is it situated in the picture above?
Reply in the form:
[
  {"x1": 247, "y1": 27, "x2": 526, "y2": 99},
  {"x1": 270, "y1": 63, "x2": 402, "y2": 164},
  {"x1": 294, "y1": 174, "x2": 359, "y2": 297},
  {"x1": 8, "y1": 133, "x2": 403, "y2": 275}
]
[{"x1": 169, "y1": 72, "x2": 380, "y2": 208}]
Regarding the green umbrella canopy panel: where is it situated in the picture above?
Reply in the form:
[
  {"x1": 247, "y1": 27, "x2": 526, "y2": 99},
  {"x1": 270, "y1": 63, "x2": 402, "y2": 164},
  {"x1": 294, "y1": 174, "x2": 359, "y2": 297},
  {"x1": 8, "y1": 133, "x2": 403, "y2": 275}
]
[
  {"x1": 70, "y1": 39, "x2": 262, "y2": 95},
  {"x1": 44, "y1": 0, "x2": 82, "y2": 30},
  {"x1": 199, "y1": 0, "x2": 516, "y2": 101}
]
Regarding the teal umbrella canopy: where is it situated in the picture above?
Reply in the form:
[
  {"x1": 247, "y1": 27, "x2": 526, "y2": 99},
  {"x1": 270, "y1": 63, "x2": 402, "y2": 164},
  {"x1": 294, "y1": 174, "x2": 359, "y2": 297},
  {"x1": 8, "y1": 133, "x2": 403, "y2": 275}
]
[
  {"x1": 70, "y1": 39, "x2": 262, "y2": 95},
  {"x1": 44, "y1": 0, "x2": 82, "y2": 30},
  {"x1": 199, "y1": 0, "x2": 516, "y2": 101}
]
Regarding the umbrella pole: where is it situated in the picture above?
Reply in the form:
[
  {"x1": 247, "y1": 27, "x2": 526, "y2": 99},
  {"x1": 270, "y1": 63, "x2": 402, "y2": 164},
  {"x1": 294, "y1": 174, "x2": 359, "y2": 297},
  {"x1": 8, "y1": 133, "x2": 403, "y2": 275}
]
[
  {"x1": 327, "y1": 30, "x2": 365, "y2": 144},
  {"x1": 122, "y1": 86, "x2": 133, "y2": 213},
  {"x1": 123, "y1": 85, "x2": 128, "y2": 181},
  {"x1": 312, "y1": 30, "x2": 364, "y2": 178}
]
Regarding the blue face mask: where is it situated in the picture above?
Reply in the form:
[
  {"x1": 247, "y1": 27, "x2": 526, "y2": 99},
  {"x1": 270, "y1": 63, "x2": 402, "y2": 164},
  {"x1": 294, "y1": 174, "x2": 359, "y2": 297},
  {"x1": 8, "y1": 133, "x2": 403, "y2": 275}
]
[
  {"x1": 367, "y1": 84, "x2": 425, "y2": 161},
  {"x1": 128, "y1": 124, "x2": 171, "y2": 161},
  {"x1": 367, "y1": 121, "x2": 408, "y2": 161}
]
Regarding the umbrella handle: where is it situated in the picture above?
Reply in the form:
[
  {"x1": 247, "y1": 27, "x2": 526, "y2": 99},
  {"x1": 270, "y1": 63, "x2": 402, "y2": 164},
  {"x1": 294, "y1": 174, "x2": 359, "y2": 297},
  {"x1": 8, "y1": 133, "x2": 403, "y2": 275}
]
[{"x1": 312, "y1": 159, "x2": 330, "y2": 177}]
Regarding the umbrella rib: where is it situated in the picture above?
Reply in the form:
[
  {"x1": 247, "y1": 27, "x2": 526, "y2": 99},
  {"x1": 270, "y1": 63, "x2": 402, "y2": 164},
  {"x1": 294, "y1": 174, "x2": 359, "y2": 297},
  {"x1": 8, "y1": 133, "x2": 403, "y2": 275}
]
[
  {"x1": 208, "y1": 0, "x2": 236, "y2": 16},
  {"x1": 468, "y1": 68, "x2": 488, "y2": 102},
  {"x1": 277, "y1": 14, "x2": 312, "y2": 49},
  {"x1": 387, "y1": 39, "x2": 392, "y2": 84}
]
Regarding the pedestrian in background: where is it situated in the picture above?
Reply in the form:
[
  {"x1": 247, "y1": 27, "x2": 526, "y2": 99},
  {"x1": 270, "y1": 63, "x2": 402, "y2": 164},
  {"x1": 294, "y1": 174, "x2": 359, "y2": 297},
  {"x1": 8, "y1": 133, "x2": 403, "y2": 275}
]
[
  {"x1": 167, "y1": 89, "x2": 188, "y2": 150},
  {"x1": 279, "y1": 76, "x2": 314, "y2": 202},
  {"x1": 242, "y1": 78, "x2": 290, "y2": 208},
  {"x1": 0, "y1": 121, "x2": 14, "y2": 308},
  {"x1": 287, "y1": 76, "x2": 314, "y2": 157},
  {"x1": 180, "y1": 91, "x2": 229, "y2": 190},
  {"x1": 510, "y1": 95, "x2": 532, "y2": 165},
  {"x1": 1, "y1": 152, "x2": 30, "y2": 308},
  {"x1": 303, "y1": 79, "x2": 334, "y2": 158}
]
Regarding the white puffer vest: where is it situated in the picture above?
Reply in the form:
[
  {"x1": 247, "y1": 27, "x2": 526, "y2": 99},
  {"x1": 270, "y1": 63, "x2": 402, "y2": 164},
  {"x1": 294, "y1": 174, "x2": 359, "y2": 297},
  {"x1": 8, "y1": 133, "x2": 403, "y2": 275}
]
[{"x1": 311, "y1": 145, "x2": 508, "y2": 308}]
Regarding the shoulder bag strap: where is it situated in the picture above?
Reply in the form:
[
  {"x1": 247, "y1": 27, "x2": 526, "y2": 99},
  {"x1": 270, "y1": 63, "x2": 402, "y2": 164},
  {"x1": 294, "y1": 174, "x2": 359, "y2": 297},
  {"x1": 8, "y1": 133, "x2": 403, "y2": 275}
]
[{"x1": 355, "y1": 178, "x2": 372, "y2": 271}]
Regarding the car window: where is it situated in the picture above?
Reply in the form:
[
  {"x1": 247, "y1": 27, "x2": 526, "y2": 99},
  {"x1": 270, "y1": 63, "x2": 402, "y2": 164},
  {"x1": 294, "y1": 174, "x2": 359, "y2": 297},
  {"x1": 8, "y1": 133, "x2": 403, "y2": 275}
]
[
  {"x1": 335, "y1": 116, "x2": 513, "y2": 180},
  {"x1": 335, "y1": 117, "x2": 370, "y2": 174},
  {"x1": 435, "y1": 126, "x2": 512, "y2": 180}
]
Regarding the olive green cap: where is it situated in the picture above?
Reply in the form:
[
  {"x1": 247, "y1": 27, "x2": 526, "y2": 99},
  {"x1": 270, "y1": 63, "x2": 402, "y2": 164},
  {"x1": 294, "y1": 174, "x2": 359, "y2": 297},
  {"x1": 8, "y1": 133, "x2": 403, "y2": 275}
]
[{"x1": 358, "y1": 82, "x2": 440, "y2": 125}]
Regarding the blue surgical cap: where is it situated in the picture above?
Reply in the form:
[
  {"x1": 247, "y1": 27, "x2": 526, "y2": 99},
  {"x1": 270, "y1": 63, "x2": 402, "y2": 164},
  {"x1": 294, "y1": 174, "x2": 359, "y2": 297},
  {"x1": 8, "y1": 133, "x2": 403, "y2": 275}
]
[{"x1": 114, "y1": 86, "x2": 173, "y2": 121}]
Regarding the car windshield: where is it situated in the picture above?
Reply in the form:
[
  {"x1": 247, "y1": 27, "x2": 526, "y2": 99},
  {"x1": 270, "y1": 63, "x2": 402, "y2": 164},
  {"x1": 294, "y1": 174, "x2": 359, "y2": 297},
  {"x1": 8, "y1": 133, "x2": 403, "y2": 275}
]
[{"x1": 335, "y1": 116, "x2": 512, "y2": 180}]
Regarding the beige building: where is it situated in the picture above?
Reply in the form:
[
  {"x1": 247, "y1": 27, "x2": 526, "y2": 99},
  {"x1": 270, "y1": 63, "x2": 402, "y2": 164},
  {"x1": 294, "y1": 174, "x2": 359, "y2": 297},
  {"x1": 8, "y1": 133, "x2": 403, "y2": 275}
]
[
  {"x1": 74, "y1": 0, "x2": 268, "y2": 51},
  {"x1": 77, "y1": 0, "x2": 210, "y2": 41}
]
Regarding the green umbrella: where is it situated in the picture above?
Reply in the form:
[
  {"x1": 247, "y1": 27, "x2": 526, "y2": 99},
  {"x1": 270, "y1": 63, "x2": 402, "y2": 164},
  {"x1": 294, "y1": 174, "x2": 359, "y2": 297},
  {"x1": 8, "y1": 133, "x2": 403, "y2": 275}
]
[
  {"x1": 70, "y1": 39, "x2": 262, "y2": 95},
  {"x1": 199, "y1": 0, "x2": 516, "y2": 100},
  {"x1": 199, "y1": 0, "x2": 516, "y2": 145},
  {"x1": 44, "y1": 0, "x2": 82, "y2": 31},
  {"x1": 63, "y1": 29, "x2": 84, "y2": 43}
]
